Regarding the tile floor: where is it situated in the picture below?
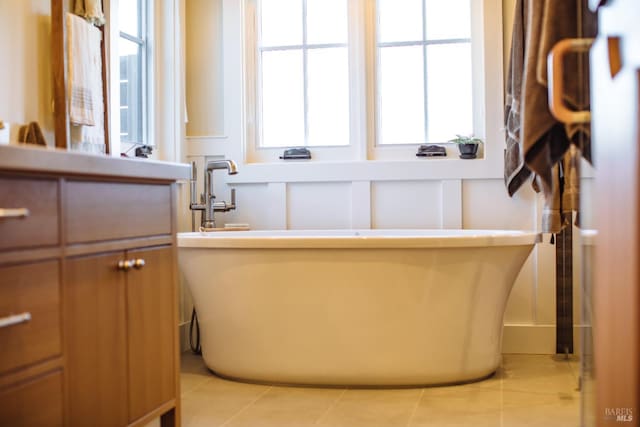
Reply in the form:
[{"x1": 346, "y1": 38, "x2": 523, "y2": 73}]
[{"x1": 181, "y1": 353, "x2": 581, "y2": 427}]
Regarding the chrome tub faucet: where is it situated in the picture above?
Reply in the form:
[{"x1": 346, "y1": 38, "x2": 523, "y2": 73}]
[{"x1": 190, "y1": 160, "x2": 238, "y2": 229}]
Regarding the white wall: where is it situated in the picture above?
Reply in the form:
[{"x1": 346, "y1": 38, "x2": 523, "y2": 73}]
[
  {"x1": 178, "y1": 0, "x2": 593, "y2": 354},
  {"x1": 0, "y1": 0, "x2": 54, "y2": 145},
  {"x1": 184, "y1": 0, "x2": 224, "y2": 137}
]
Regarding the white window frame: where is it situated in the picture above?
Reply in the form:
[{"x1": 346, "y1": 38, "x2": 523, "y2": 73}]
[
  {"x1": 216, "y1": 0, "x2": 505, "y2": 183},
  {"x1": 370, "y1": 1, "x2": 484, "y2": 160},
  {"x1": 245, "y1": 0, "x2": 359, "y2": 162},
  {"x1": 107, "y1": 0, "x2": 154, "y2": 156}
]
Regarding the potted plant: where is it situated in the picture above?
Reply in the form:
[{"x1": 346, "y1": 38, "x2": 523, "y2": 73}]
[{"x1": 448, "y1": 134, "x2": 482, "y2": 159}]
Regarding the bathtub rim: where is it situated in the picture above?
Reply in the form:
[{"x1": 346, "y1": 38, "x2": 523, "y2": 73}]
[{"x1": 177, "y1": 229, "x2": 542, "y2": 249}]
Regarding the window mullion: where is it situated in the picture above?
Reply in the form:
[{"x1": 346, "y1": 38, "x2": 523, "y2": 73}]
[
  {"x1": 422, "y1": 0, "x2": 428, "y2": 144},
  {"x1": 302, "y1": 0, "x2": 309, "y2": 147},
  {"x1": 119, "y1": 31, "x2": 144, "y2": 45},
  {"x1": 260, "y1": 43, "x2": 347, "y2": 52},
  {"x1": 377, "y1": 39, "x2": 470, "y2": 48}
]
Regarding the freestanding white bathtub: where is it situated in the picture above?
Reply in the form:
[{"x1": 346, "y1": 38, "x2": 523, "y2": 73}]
[{"x1": 178, "y1": 229, "x2": 539, "y2": 386}]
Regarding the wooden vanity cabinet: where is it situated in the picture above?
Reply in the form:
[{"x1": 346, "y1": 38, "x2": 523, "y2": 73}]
[
  {"x1": 65, "y1": 246, "x2": 176, "y2": 427},
  {"x1": 0, "y1": 152, "x2": 188, "y2": 427},
  {"x1": 62, "y1": 180, "x2": 181, "y2": 427}
]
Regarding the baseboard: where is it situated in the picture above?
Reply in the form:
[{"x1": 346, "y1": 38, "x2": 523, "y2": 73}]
[{"x1": 502, "y1": 324, "x2": 591, "y2": 354}]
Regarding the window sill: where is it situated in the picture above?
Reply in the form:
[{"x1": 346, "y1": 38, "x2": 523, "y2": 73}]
[{"x1": 225, "y1": 155, "x2": 504, "y2": 184}]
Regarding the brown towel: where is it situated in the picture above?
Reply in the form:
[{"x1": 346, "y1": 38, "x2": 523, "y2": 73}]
[
  {"x1": 538, "y1": 144, "x2": 583, "y2": 232},
  {"x1": 504, "y1": 0, "x2": 530, "y2": 197},
  {"x1": 504, "y1": 0, "x2": 596, "y2": 232},
  {"x1": 520, "y1": 0, "x2": 571, "y2": 199}
]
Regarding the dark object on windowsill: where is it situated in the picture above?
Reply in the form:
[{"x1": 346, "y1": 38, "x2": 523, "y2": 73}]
[
  {"x1": 457, "y1": 143, "x2": 479, "y2": 159},
  {"x1": 416, "y1": 145, "x2": 446, "y2": 157},
  {"x1": 18, "y1": 122, "x2": 47, "y2": 146},
  {"x1": 280, "y1": 147, "x2": 311, "y2": 160},
  {"x1": 135, "y1": 145, "x2": 153, "y2": 158}
]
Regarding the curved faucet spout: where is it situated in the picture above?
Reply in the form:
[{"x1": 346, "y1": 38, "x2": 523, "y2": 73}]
[{"x1": 207, "y1": 159, "x2": 238, "y2": 175}]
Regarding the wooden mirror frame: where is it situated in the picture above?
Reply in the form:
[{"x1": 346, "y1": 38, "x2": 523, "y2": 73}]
[{"x1": 51, "y1": 0, "x2": 110, "y2": 154}]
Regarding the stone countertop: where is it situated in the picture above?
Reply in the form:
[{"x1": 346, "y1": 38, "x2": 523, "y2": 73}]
[{"x1": 0, "y1": 144, "x2": 190, "y2": 181}]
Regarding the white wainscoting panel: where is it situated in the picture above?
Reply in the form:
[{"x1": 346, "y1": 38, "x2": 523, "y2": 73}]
[
  {"x1": 462, "y1": 179, "x2": 537, "y2": 230},
  {"x1": 442, "y1": 180, "x2": 462, "y2": 229},
  {"x1": 267, "y1": 183, "x2": 288, "y2": 230},
  {"x1": 504, "y1": 250, "x2": 536, "y2": 324},
  {"x1": 371, "y1": 180, "x2": 442, "y2": 229},
  {"x1": 351, "y1": 181, "x2": 372, "y2": 229},
  {"x1": 287, "y1": 182, "x2": 352, "y2": 230},
  {"x1": 219, "y1": 183, "x2": 271, "y2": 230}
]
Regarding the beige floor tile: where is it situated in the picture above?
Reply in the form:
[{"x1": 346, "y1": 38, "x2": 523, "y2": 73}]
[
  {"x1": 179, "y1": 353, "x2": 581, "y2": 427},
  {"x1": 409, "y1": 384, "x2": 579, "y2": 427},
  {"x1": 223, "y1": 386, "x2": 345, "y2": 427},
  {"x1": 408, "y1": 355, "x2": 580, "y2": 427},
  {"x1": 317, "y1": 388, "x2": 423, "y2": 427},
  {"x1": 182, "y1": 374, "x2": 271, "y2": 427},
  {"x1": 181, "y1": 352, "x2": 215, "y2": 395},
  {"x1": 473, "y1": 355, "x2": 578, "y2": 394}
]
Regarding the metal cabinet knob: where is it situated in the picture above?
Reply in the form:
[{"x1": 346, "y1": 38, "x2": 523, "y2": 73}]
[
  {"x1": 133, "y1": 259, "x2": 145, "y2": 269},
  {"x1": 117, "y1": 260, "x2": 133, "y2": 271}
]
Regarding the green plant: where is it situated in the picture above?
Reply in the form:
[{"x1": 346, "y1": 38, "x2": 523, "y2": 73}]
[{"x1": 448, "y1": 134, "x2": 483, "y2": 145}]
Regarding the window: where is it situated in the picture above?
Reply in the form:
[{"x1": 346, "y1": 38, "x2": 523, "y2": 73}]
[
  {"x1": 118, "y1": 0, "x2": 150, "y2": 146},
  {"x1": 257, "y1": 0, "x2": 350, "y2": 148},
  {"x1": 376, "y1": 0, "x2": 473, "y2": 145},
  {"x1": 245, "y1": 0, "x2": 497, "y2": 164}
]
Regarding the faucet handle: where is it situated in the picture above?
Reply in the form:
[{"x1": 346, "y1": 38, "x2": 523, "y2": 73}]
[{"x1": 212, "y1": 188, "x2": 237, "y2": 212}]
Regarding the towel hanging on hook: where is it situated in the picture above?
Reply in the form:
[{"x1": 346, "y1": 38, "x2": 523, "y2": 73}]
[{"x1": 74, "y1": 0, "x2": 106, "y2": 26}]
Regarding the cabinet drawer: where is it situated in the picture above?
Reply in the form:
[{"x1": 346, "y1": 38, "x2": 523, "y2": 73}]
[
  {"x1": 0, "y1": 177, "x2": 59, "y2": 251},
  {"x1": 0, "y1": 261, "x2": 61, "y2": 374},
  {"x1": 0, "y1": 370, "x2": 63, "y2": 427},
  {"x1": 65, "y1": 181, "x2": 171, "y2": 244}
]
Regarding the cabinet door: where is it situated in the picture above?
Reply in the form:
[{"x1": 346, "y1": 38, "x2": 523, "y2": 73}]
[
  {"x1": 65, "y1": 252, "x2": 128, "y2": 427},
  {"x1": 126, "y1": 246, "x2": 176, "y2": 422}
]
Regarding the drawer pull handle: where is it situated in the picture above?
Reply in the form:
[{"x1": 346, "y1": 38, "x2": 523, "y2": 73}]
[
  {"x1": 0, "y1": 312, "x2": 32, "y2": 329},
  {"x1": 117, "y1": 260, "x2": 133, "y2": 271},
  {"x1": 0, "y1": 208, "x2": 30, "y2": 219},
  {"x1": 133, "y1": 259, "x2": 145, "y2": 269}
]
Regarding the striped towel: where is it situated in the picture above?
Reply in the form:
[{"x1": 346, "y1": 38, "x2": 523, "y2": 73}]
[{"x1": 66, "y1": 13, "x2": 102, "y2": 127}]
